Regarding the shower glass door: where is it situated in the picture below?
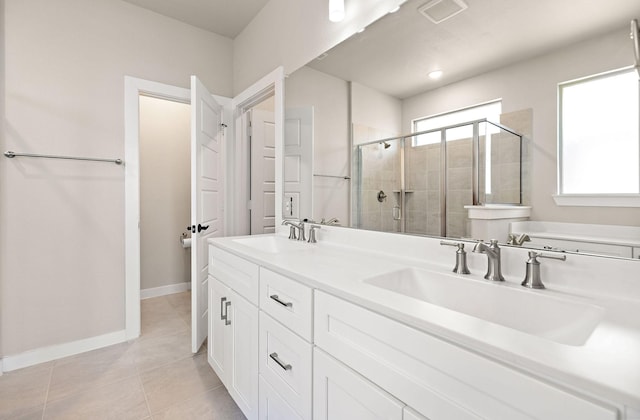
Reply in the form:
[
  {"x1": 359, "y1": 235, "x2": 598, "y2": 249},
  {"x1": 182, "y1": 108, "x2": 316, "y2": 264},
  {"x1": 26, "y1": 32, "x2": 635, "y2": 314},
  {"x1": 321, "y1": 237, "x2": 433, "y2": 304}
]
[
  {"x1": 404, "y1": 134, "x2": 442, "y2": 236},
  {"x1": 356, "y1": 138, "x2": 402, "y2": 233},
  {"x1": 444, "y1": 125, "x2": 474, "y2": 239}
]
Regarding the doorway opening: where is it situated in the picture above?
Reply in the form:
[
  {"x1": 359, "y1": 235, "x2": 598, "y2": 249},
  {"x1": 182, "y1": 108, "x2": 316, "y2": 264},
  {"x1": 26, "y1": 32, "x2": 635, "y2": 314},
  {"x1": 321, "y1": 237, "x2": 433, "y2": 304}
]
[{"x1": 138, "y1": 95, "x2": 193, "y2": 338}]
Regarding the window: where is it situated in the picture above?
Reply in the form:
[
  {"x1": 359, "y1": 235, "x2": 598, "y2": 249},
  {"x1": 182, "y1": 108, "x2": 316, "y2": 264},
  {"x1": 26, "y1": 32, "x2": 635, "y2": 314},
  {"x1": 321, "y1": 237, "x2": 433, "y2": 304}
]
[
  {"x1": 412, "y1": 100, "x2": 502, "y2": 145},
  {"x1": 559, "y1": 68, "x2": 639, "y2": 196}
]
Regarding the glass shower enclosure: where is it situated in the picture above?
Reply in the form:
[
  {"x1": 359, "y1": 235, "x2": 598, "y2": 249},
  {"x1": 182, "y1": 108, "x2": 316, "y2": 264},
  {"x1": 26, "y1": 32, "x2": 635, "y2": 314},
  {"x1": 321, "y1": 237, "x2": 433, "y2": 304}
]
[{"x1": 353, "y1": 119, "x2": 524, "y2": 239}]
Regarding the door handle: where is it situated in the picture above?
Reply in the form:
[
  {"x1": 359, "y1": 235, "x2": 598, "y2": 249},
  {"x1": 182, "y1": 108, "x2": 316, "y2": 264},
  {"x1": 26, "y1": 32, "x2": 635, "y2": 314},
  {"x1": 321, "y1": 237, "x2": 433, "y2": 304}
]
[
  {"x1": 187, "y1": 225, "x2": 195, "y2": 232},
  {"x1": 197, "y1": 224, "x2": 209, "y2": 233}
]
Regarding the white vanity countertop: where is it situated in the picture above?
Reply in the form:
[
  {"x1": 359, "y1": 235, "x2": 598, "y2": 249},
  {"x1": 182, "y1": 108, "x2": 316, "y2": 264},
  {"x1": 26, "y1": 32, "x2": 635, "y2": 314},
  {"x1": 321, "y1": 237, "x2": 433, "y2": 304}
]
[{"x1": 209, "y1": 232, "x2": 640, "y2": 409}]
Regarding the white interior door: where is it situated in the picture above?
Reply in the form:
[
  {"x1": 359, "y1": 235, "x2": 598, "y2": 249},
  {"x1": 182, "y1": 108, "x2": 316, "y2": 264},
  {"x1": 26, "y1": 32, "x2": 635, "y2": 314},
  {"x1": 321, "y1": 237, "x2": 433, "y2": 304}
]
[
  {"x1": 191, "y1": 75, "x2": 224, "y2": 353},
  {"x1": 250, "y1": 108, "x2": 276, "y2": 234},
  {"x1": 284, "y1": 107, "x2": 314, "y2": 220}
]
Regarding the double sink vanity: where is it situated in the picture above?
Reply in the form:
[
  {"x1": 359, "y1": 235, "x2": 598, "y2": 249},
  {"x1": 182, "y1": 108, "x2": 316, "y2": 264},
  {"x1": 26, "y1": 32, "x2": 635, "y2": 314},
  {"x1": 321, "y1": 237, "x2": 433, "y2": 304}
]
[{"x1": 206, "y1": 224, "x2": 640, "y2": 420}]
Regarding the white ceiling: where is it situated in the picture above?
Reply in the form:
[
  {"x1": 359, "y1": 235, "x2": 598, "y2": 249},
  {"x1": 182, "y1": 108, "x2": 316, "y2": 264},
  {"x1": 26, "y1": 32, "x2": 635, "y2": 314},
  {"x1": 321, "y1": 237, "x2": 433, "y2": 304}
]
[
  {"x1": 122, "y1": 0, "x2": 640, "y2": 97},
  {"x1": 308, "y1": 0, "x2": 640, "y2": 98},
  {"x1": 121, "y1": 0, "x2": 269, "y2": 38}
]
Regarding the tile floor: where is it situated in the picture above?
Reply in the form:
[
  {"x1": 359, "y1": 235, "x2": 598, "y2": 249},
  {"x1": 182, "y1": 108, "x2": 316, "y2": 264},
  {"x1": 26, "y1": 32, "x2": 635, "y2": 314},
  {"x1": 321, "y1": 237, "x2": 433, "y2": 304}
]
[{"x1": 0, "y1": 291, "x2": 246, "y2": 420}]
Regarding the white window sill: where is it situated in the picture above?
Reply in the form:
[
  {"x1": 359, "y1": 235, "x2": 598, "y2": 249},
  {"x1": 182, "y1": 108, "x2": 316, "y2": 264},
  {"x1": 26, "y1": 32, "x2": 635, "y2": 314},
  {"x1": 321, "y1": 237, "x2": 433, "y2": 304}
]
[{"x1": 553, "y1": 194, "x2": 640, "y2": 208}]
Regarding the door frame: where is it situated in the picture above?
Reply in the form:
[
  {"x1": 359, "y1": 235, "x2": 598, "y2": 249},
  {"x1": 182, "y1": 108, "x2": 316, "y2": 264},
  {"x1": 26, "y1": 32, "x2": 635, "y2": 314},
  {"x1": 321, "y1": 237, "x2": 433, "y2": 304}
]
[
  {"x1": 230, "y1": 67, "x2": 284, "y2": 236},
  {"x1": 124, "y1": 68, "x2": 284, "y2": 340},
  {"x1": 124, "y1": 76, "x2": 191, "y2": 340}
]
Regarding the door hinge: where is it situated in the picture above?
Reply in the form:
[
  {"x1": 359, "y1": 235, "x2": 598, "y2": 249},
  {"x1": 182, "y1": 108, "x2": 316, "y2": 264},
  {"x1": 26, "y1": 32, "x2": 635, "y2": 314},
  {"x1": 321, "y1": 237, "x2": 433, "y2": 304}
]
[{"x1": 247, "y1": 200, "x2": 252, "y2": 210}]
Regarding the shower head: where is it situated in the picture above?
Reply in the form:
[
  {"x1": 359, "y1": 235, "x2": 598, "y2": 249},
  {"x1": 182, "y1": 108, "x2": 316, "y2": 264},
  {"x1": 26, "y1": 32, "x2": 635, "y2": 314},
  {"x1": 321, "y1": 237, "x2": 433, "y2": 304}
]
[{"x1": 380, "y1": 141, "x2": 391, "y2": 149}]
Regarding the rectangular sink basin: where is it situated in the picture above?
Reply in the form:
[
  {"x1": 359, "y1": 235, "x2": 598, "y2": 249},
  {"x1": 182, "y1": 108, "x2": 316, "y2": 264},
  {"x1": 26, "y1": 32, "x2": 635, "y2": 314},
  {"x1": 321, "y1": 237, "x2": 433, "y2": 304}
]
[
  {"x1": 232, "y1": 235, "x2": 309, "y2": 254},
  {"x1": 363, "y1": 268, "x2": 604, "y2": 346}
]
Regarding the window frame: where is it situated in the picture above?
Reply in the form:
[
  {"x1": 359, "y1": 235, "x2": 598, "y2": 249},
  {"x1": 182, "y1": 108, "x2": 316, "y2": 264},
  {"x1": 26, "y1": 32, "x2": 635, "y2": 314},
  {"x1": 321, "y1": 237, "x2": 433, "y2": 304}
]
[
  {"x1": 556, "y1": 67, "x2": 640, "y2": 207},
  {"x1": 411, "y1": 99, "x2": 502, "y2": 146}
]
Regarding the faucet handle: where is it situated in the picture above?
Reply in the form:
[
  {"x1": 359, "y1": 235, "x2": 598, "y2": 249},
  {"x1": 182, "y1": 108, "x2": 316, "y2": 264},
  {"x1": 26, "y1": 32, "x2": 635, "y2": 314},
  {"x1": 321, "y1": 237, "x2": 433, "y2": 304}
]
[
  {"x1": 308, "y1": 225, "x2": 321, "y2": 243},
  {"x1": 521, "y1": 251, "x2": 567, "y2": 289},
  {"x1": 440, "y1": 241, "x2": 471, "y2": 274},
  {"x1": 537, "y1": 252, "x2": 567, "y2": 261}
]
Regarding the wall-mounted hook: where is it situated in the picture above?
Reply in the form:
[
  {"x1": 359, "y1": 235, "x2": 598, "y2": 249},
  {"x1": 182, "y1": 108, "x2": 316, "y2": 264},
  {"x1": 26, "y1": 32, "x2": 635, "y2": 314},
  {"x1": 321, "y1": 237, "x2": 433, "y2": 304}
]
[{"x1": 377, "y1": 190, "x2": 387, "y2": 202}]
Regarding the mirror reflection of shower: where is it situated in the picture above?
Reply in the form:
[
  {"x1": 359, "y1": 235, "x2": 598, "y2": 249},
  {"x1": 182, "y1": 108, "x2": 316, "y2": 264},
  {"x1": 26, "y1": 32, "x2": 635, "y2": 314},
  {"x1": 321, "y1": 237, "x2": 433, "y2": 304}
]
[{"x1": 354, "y1": 119, "x2": 524, "y2": 238}]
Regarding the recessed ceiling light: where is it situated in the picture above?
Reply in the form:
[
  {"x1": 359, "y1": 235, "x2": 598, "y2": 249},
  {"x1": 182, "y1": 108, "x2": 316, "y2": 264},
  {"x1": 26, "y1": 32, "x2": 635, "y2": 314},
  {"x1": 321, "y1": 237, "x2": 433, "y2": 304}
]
[
  {"x1": 389, "y1": 6, "x2": 401, "y2": 13},
  {"x1": 428, "y1": 70, "x2": 443, "y2": 79}
]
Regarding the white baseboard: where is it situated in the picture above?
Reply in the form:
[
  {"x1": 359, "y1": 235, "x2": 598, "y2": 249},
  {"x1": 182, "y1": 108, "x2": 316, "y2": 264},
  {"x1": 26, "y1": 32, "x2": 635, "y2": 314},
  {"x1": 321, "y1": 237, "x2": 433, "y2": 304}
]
[
  {"x1": 1, "y1": 329, "x2": 127, "y2": 373},
  {"x1": 140, "y1": 281, "x2": 191, "y2": 300}
]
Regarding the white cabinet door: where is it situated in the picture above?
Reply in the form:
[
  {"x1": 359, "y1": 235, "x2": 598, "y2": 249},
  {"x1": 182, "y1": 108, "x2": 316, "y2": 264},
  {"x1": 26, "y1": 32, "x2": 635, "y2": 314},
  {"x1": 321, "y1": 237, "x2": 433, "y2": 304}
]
[
  {"x1": 208, "y1": 276, "x2": 229, "y2": 380},
  {"x1": 208, "y1": 276, "x2": 259, "y2": 420},
  {"x1": 259, "y1": 375, "x2": 304, "y2": 420},
  {"x1": 313, "y1": 348, "x2": 404, "y2": 420},
  {"x1": 403, "y1": 407, "x2": 429, "y2": 420},
  {"x1": 227, "y1": 288, "x2": 259, "y2": 420}
]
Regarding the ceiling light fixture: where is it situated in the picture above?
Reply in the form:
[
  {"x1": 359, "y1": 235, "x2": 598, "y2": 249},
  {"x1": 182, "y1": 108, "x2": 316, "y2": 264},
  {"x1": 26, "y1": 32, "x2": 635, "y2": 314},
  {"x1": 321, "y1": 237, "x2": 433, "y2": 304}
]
[
  {"x1": 428, "y1": 70, "x2": 443, "y2": 79},
  {"x1": 329, "y1": 0, "x2": 345, "y2": 22}
]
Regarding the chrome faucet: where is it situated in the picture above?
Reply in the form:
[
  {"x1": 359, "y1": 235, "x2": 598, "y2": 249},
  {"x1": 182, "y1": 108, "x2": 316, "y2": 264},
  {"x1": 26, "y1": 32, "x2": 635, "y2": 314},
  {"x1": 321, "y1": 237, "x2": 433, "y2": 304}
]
[
  {"x1": 320, "y1": 217, "x2": 340, "y2": 226},
  {"x1": 507, "y1": 233, "x2": 531, "y2": 246},
  {"x1": 473, "y1": 239, "x2": 505, "y2": 282},
  {"x1": 281, "y1": 220, "x2": 306, "y2": 241}
]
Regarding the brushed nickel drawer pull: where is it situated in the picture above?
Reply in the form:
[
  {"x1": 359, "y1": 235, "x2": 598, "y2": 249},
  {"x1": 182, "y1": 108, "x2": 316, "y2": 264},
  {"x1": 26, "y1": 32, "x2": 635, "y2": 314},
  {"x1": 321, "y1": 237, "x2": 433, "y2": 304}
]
[
  {"x1": 220, "y1": 297, "x2": 227, "y2": 321},
  {"x1": 269, "y1": 352, "x2": 292, "y2": 371},
  {"x1": 224, "y1": 301, "x2": 231, "y2": 325},
  {"x1": 270, "y1": 294, "x2": 293, "y2": 308}
]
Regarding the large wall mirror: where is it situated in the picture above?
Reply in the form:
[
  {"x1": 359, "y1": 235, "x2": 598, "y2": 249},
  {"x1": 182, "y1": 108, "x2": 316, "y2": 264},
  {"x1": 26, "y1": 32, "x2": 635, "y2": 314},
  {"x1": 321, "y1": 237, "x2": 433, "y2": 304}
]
[{"x1": 283, "y1": 0, "x2": 640, "y2": 259}]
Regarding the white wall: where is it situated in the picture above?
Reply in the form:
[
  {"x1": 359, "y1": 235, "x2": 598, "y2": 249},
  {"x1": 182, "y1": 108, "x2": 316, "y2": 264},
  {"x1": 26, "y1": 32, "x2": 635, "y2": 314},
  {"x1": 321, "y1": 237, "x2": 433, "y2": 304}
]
[
  {"x1": 351, "y1": 81, "x2": 402, "y2": 145},
  {"x1": 286, "y1": 66, "x2": 350, "y2": 223},
  {"x1": 402, "y1": 26, "x2": 640, "y2": 226},
  {"x1": 233, "y1": 0, "x2": 404, "y2": 94},
  {"x1": 0, "y1": 0, "x2": 232, "y2": 358},
  {"x1": 139, "y1": 96, "x2": 190, "y2": 292}
]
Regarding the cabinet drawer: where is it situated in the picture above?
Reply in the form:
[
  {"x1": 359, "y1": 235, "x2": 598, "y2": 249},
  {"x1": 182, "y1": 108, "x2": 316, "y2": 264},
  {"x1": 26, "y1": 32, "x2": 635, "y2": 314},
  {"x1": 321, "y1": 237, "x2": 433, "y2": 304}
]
[
  {"x1": 259, "y1": 268, "x2": 313, "y2": 341},
  {"x1": 315, "y1": 291, "x2": 618, "y2": 420},
  {"x1": 210, "y1": 245, "x2": 259, "y2": 305},
  {"x1": 259, "y1": 311, "x2": 312, "y2": 420},
  {"x1": 259, "y1": 375, "x2": 303, "y2": 420},
  {"x1": 313, "y1": 348, "x2": 404, "y2": 420}
]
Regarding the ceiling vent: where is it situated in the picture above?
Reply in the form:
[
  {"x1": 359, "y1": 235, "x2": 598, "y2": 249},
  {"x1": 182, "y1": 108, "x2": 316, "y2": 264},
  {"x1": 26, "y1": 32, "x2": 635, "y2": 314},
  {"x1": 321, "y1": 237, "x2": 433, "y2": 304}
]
[{"x1": 418, "y1": 0, "x2": 468, "y2": 24}]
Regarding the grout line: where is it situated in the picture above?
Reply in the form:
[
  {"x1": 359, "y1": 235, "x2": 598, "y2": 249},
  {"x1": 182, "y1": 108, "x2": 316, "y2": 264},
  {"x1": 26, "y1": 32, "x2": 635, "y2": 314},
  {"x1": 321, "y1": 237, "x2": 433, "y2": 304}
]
[
  {"x1": 136, "y1": 370, "x2": 153, "y2": 420},
  {"x1": 41, "y1": 362, "x2": 55, "y2": 420},
  {"x1": 145, "y1": 382, "x2": 226, "y2": 417}
]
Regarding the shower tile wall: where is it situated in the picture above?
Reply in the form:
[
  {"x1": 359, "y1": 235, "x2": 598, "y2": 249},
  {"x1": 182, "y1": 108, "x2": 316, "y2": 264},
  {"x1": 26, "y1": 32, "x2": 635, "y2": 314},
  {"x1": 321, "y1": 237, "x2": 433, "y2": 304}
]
[
  {"x1": 404, "y1": 142, "x2": 441, "y2": 236},
  {"x1": 353, "y1": 123, "x2": 402, "y2": 233},
  {"x1": 354, "y1": 110, "x2": 530, "y2": 238},
  {"x1": 445, "y1": 138, "x2": 473, "y2": 238},
  {"x1": 404, "y1": 138, "x2": 473, "y2": 238},
  {"x1": 359, "y1": 141, "x2": 402, "y2": 232},
  {"x1": 501, "y1": 109, "x2": 532, "y2": 206}
]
